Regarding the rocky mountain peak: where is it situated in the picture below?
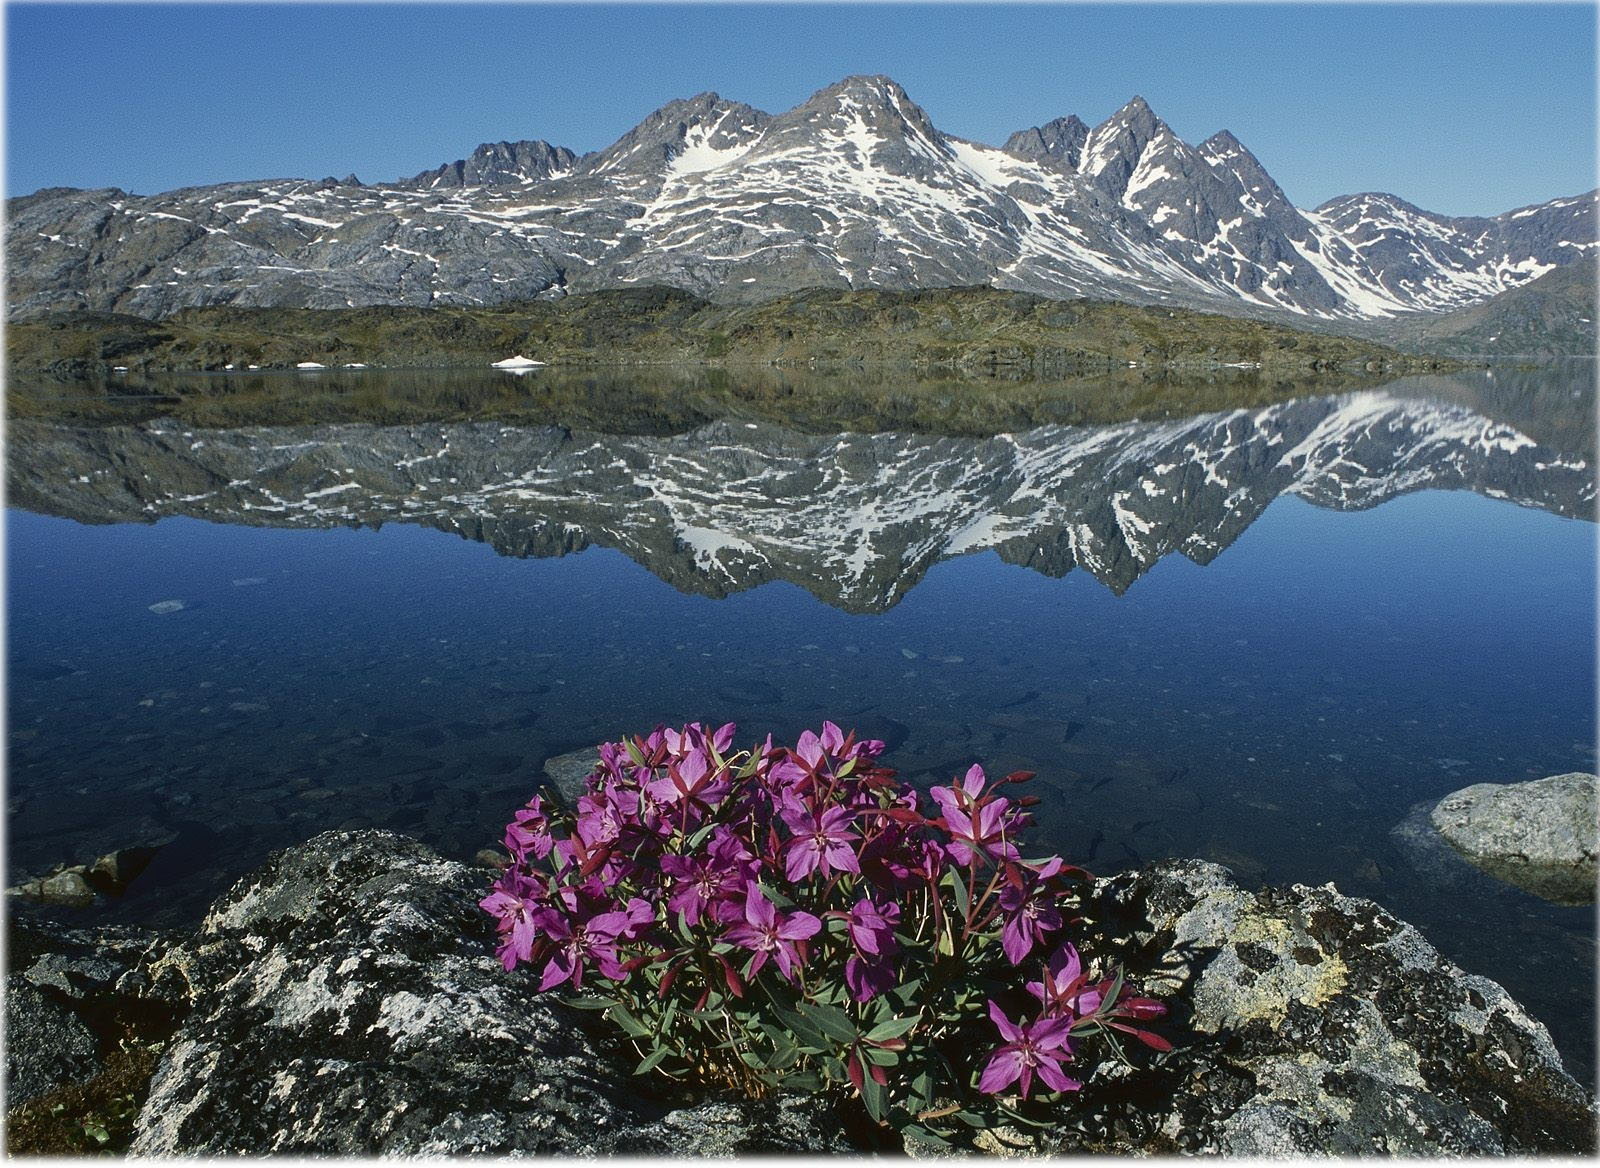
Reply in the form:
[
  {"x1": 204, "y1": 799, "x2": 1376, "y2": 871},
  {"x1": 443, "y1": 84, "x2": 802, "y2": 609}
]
[
  {"x1": 404, "y1": 139, "x2": 577, "y2": 190},
  {"x1": 1198, "y1": 130, "x2": 1296, "y2": 219},
  {"x1": 578, "y1": 92, "x2": 772, "y2": 178},
  {"x1": 1079, "y1": 95, "x2": 1171, "y2": 194},
  {"x1": 1003, "y1": 114, "x2": 1090, "y2": 171},
  {"x1": 745, "y1": 72, "x2": 947, "y2": 176}
]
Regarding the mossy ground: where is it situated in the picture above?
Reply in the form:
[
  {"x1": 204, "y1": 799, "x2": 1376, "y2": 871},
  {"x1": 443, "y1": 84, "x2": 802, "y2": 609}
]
[
  {"x1": 5, "y1": 1040, "x2": 164, "y2": 1155},
  {"x1": 7, "y1": 285, "x2": 1452, "y2": 378}
]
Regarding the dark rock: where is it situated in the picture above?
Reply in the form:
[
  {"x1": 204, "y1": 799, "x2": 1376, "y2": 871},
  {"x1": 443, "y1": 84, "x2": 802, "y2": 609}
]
[
  {"x1": 541, "y1": 745, "x2": 601, "y2": 807},
  {"x1": 4, "y1": 978, "x2": 101, "y2": 1107},
  {"x1": 130, "y1": 830, "x2": 852, "y2": 1155},
  {"x1": 1429, "y1": 772, "x2": 1597, "y2": 905},
  {"x1": 6, "y1": 78, "x2": 1590, "y2": 325}
]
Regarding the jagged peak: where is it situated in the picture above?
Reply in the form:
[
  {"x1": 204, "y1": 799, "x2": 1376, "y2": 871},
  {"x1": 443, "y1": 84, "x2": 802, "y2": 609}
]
[
  {"x1": 754, "y1": 72, "x2": 945, "y2": 161},
  {"x1": 1003, "y1": 115, "x2": 1090, "y2": 170},
  {"x1": 403, "y1": 138, "x2": 576, "y2": 190},
  {"x1": 580, "y1": 92, "x2": 772, "y2": 177},
  {"x1": 1080, "y1": 96, "x2": 1173, "y2": 188},
  {"x1": 1201, "y1": 129, "x2": 1245, "y2": 154}
]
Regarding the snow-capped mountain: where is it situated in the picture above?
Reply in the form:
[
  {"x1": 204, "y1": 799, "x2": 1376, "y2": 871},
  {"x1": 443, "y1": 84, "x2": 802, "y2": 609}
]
[
  {"x1": 9, "y1": 389, "x2": 1590, "y2": 613},
  {"x1": 7, "y1": 76, "x2": 1595, "y2": 322}
]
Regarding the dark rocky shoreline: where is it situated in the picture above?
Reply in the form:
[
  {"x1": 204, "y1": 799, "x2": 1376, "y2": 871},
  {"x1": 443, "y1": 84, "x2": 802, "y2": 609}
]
[{"x1": 7, "y1": 829, "x2": 1594, "y2": 1156}]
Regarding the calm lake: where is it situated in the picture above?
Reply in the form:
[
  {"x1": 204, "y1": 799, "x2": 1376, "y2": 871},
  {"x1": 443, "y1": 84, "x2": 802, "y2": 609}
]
[{"x1": 7, "y1": 361, "x2": 1595, "y2": 1082}]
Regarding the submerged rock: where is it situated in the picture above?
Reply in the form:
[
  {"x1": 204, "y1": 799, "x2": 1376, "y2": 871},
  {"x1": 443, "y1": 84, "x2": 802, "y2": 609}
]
[
  {"x1": 1428, "y1": 772, "x2": 1597, "y2": 905},
  {"x1": 130, "y1": 830, "x2": 851, "y2": 1156}
]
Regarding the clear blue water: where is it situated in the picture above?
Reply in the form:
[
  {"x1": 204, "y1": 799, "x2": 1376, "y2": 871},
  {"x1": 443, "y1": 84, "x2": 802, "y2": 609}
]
[{"x1": 6, "y1": 374, "x2": 1596, "y2": 1082}]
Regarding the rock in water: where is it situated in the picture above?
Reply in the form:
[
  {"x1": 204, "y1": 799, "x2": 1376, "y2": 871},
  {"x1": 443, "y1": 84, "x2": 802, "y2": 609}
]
[
  {"x1": 131, "y1": 830, "x2": 850, "y2": 1156},
  {"x1": 541, "y1": 746, "x2": 601, "y2": 808},
  {"x1": 1429, "y1": 772, "x2": 1598, "y2": 905},
  {"x1": 147, "y1": 599, "x2": 185, "y2": 614}
]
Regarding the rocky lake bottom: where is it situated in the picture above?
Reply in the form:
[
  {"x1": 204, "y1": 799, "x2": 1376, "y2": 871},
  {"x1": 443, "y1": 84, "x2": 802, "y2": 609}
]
[{"x1": 6, "y1": 364, "x2": 1596, "y2": 1091}]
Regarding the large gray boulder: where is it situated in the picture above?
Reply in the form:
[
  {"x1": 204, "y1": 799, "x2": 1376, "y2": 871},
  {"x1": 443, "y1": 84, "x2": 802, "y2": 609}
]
[
  {"x1": 129, "y1": 830, "x2": 851, "y2": 1155},
  {"x1": 116, "y1": 830, "x2": 1593, "y2": 1156},
  {"x1": 1035, "y1": 861, "x2": 1596, "y2": 1155},
  {"x1": 1429, "y1": 773, "x2": 1597, "y2": 904}
]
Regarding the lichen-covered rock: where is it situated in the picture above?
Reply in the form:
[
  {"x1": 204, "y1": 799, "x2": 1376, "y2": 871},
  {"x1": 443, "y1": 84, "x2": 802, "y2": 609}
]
[
  {"x1": 130, "y1": 830, "x2": 851, "y2": 1155},
  {"x1": 1430, "y1": 772, "x2": 1597, "y2": 904},
  {"x1": 120, "y1": 831, "x2": 1594, "y2": 1157},
  {"x1": 1025, "y1": 861, "x2": 1596, "y2": 1155},
  {"x1": 4, "y1": 978, "x2": 100, "y2": 1107}
]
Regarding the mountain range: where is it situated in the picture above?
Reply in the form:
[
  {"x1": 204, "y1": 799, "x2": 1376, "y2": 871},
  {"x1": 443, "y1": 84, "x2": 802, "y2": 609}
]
[
  {"x1": 7, "y1": 76, "x2": 1595, "y2": 326},
  {"x1": 10, "y1": 387, "x2": 1590, "y2": 612}
]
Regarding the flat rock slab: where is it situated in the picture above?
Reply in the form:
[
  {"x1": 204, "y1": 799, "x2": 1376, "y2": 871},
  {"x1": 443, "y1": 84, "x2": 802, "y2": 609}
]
[{"x1": 1430, "y1": 772, "x2": 1597, "y2": 905}]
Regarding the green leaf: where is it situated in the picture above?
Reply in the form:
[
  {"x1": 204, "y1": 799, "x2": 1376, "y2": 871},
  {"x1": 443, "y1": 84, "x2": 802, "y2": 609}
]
[
  {"x1": 865, "y1": 1015, "x2": 919, "y2": 1042},
  {"x1": 861, "y1": 1073, "x2": 887, "y2": 1123},
  {"x1": 770, "y1": 1004, "x2": 830, "y2": 1051},
  {"x1": 861, "y1": 1044, "x2": 899, "y2": 1067},
  {"x1": 899, "y1": 1123, "x2": 951, "y2": 1149},
  {"x1": 797, "y1": 1000, "x2": 859, "y2": 1045},
  {"x1": 608, "y1": 1004, "x2": 652, "y2": 1039},
  {"x1": 949, "y1": 867, "x2": 970, "y2": 919},
  {"x1": 636, "y1": 1046, "x2": 671, "y2": 1075},
  {"x1": 892, "y1": 978, "x2": 923, "y2": 1007},
  {"x1": 624, "y1": 737, "x2": 647, "y2": 768},
  {"x1": 560, "y1": 995, "x2": 611, "y2": 1011},
  {"x1": 955, "y1": 1110, "x2": 986, "y2": 1128},
  {"x1": 909, "y1": 1071, "x2": 934, "y2": 1111}
]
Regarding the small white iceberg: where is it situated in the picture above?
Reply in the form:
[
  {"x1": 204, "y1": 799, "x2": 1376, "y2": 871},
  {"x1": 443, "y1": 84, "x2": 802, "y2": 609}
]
[
  {"x1": 342, "y1": 362, "x2": 369, "y2": 369},
  {"x1": 491, "y1": 355, "x2": 545, "y2": 369},
  {"x1": 296, "y1": 361, "x2": 327, "y2": 370}
]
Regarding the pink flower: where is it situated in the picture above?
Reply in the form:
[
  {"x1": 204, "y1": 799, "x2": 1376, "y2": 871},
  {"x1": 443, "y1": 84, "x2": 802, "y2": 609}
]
[
  {"x1": 723, "y1": 885, "x2": 821, "y2": 980},
  {"x1": 781, "y1": 804, "x2": 860, "y2": 882},
  {"x1": 846, "y1": 897, "x2": 900, "y2": 957},
  {"x1": 998, "y1": 857, "x2": 1064, "y2": 965},
  {"x1": 977, "y1": 1001, "x2": 1080, "y2": 1099}
]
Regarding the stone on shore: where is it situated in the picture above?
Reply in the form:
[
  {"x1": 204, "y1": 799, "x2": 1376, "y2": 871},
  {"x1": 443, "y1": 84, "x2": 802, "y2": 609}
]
[
  {"x1": 1429, "y1": 772, "x2": 1597, "y2": 905},
  {"x1": 1044, "y1": 861, "x2": 1596, "y2": 1155},
  {"x1": 105, "y1": 830, "x2": 1597, "y2": 1156},
  {"x1": 129, "y1": 830, "x2": 852, "y2": 1156}
]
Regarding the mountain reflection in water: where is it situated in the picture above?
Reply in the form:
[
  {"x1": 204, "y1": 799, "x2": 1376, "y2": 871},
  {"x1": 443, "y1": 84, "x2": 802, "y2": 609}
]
[
  {"x1": 5, "y1": 363, "x2": 1596, "y2": 1084},
  {"x1": 9, "y1": 375, "x2": 1592, "y2": 613}
]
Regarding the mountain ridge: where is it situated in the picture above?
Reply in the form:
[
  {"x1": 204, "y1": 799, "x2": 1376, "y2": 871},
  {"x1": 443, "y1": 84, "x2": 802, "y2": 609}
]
[{"x1": 8, "y1": 75, "x2": 1595, "y2": 326}]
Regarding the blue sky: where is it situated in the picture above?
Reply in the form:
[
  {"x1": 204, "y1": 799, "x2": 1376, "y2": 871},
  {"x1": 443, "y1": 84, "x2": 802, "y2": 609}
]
[{"x1": 6, "y1": 3, "x2": 1596, "y2": 216}]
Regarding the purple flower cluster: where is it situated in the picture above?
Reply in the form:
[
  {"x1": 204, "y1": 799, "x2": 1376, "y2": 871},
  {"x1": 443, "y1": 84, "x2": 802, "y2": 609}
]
[{"x1": 481, "y1": 721, "x2": 1167, "y2": 1125}]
